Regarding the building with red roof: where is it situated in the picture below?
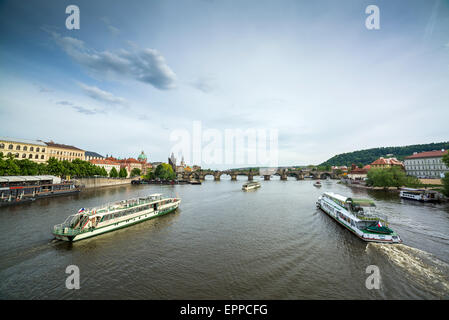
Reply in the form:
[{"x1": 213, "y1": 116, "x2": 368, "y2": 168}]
[
  {"x1": 404, "y1": 149, "x2": 448, "y2": 179},
  {"x1": 370, "y1": 157, "x2": 404, "y2": 169}
]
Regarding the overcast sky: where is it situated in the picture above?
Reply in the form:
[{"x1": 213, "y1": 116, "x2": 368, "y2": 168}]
[{"x1": 0, "y1": 0, "x2": 448, "y2": 169}]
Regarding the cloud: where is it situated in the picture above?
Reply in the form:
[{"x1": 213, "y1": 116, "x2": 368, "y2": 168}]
[
  {"x1": 100, "y1": 16, "x2": 121, "y2": 36},
  {"x1": 56, "y1": 100, "x2": 100, "y2": 115},
  {"x1": 78, "y1": 82, "x2": 126, "y2": 105},
  {"x1": 191, "y1": 76, "x2": 216, "y2": 93},
  {"x1": 48, "y1": 31, "x2": 177, "y2": 90}
]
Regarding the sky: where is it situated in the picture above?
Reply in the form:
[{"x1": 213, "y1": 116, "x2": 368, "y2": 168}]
[{"x1": 0, "y1": 0, "x2": 448, "y2": 169}]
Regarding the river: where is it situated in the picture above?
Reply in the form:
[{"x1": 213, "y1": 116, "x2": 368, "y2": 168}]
[{"x1": 0, "y1": 177, "x2": 448, "y2": 299}]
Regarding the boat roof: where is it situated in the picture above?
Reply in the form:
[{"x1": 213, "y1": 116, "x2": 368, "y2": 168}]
[
  {"x1": 351, "y1": 198, "x2": 376, "y2": 207},
  {"x1": 0, "y1": 175, "x2": 59, "y2": 183},
  {"x1": 400, "y1": 187, "x2": 438, "y2": 193},
  {"x1": 323, "y1": 192, "x2": 348, "y2": 203},
  {"x1": 148, "y1": 193, "x2": 163, "y2": 197}
]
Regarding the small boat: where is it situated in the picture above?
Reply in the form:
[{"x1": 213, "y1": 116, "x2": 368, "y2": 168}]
[
  {"x1": 313, "y1": 181, "x2": 322, "y2": 187},
  {"x1": 242, "y1": 181, "x2": 261, "y2": 191},
  {"x1": 190, "y1": 180, "x2": 201, "y2": 185},
  {"x1": 52, "y1": 194, "x2": 181, "y2": 242},
  {"x1": 316, "y1": 192, "x2": 401, "y2": 243},
  {"x1": 399, "y1": 188, "x2": 440, "y2": 202}
]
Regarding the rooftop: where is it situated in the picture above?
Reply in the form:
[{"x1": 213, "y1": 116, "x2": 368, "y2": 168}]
[
  {"x1": 404, "y1": 150, "x2": 448, "y2": 159},
  {"x1": 45, "y1": 141, "x2": 84, "y2": 151},
  {"x1": 0, "y1": 137, "x2": 47, "y2": 146},
  {"x1": 85, "y1": 151, "x2": 104, "y2": 158},
  {"x1": 371, "y1": 157, "x2": 403, "y2": 166}
]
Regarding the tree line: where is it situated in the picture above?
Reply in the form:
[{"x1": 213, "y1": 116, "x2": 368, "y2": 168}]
[
  {"x1": 320, "y1": 142, "x2": 449, "y2": 167},
  {"x1": 0, "y1": 153, "x2": 140, "y2": 178}
]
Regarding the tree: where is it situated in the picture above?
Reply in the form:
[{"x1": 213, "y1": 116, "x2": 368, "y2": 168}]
[
  {"x1": 109, "y1": 167, "x2": 118, "y2": 178},
  {"x1": 130, "y1": 168, "x2": 141, "y2": 177},
  {"x1": 99, "y1": 167, "x2": 108, "y2": 177},
  {"x1": 143, "y1": 168, "x2": 154, "y2": 180},
  {"x1": 154, "y1": 163, "x2": 176, "y2": 180},
  {"x1": 442, "y1": 153, "x2": 449, "y2": 196},
  {"x1": 119, "y1": 167, "x2": 128, "y2": 178},
  {"x1": 366, "y1": 166, "x2": 422, "y2": 188}
]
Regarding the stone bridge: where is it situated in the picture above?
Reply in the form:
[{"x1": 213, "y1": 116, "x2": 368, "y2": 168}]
[{"x1": 179, "y1": 168, "x2": 336, "y2": 182}]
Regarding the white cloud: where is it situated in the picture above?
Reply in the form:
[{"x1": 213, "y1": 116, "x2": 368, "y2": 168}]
[
  {"x1": 48, "y1": 31, "x2": 177, "y2": 90},
  {"x1": 78, "y1": 82, "x2": 126, "y2": 105}
]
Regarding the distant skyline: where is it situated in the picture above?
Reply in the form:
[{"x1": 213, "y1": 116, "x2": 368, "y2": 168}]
[{"x1": 1, "y1": 0, "x2": 448, "y2": 169}]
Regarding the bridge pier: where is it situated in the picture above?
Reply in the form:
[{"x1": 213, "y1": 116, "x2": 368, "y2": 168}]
[
  {"x1": 230, "y1": 174, "x2": 237, "y2": 181},
  {"x1": 248, "y1": 175, "x2": 254, "y2": 181},
  {"x1": 214, "y1": 174, "x2": 221, "y2": 181},
  {"x1": 264, "y1": 175, "x2": 271, "y2": 181},
  {"x1": 280, "y1": 175, "x2": 288, "y2": 181}
]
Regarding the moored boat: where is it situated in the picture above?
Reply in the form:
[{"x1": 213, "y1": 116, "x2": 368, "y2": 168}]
[
  {"x1": 313, "y1": 181, "x2": 322, "y2": 187},
  {"x1": 399, "y1": 188, "x2": 440, "y2": 202},
  {"x1": 52, "y1": 194, "x2": 181, "y2": 242},
  {"x1": 316, "y1": 192, "x2": 401, "y2": 243},
  {"x1": 242, "y1": 181, "x2": 261, "y2": 191}
]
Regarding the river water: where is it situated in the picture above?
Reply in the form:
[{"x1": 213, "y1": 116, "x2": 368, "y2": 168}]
[{"x1": 0, "y1": 177, "x2": 448, "y2": 299}]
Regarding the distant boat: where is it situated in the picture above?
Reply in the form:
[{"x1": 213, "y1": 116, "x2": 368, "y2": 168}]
[
  {"x1": 313, "y1": 181, "x2": 322, "y2": 187},
  {"x1": 242, "y1": 181, "x2": 261, "y2": 191},
  {"x1": 190, "y1": 180, "x2": 201, "y2": 185}
]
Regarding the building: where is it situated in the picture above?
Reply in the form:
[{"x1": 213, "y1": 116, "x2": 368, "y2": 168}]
[
  {"x1": 404, "y1": 150, "x2": 448, "y2": 179},
  {"x1": 370, "y1": 157, "x2": 404, "y2": 169},
  {"x1": 0, "y1": 137, "x2": 48, "y2": 163},
  {"x1": 85, "y1": 151, "x2": 104, "y2": 161},
  {"x1": 168, "y1": 152, "x2": 177, "y2": 172},
  {"x1": 89, "y1": 159, "x2": 121, "y2": 175},
  {"x1": 347, "y1": 164, "x2": 371, "y2": 180},
  {"x1": 45, "y1": 141, "x2": 85, "y2": 162}
]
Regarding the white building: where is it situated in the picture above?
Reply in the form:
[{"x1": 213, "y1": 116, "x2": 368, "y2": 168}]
[{"x1": 404, "y1": 150, "x2": 448, "y2": 179}]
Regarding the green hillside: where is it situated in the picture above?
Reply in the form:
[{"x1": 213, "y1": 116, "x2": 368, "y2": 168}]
[{"x1": 320, "y1": 142, "x2": 449, "y2": 167}]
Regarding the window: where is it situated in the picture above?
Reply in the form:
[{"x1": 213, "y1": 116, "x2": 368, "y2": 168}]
[
  {"x1": 15, "y1": 153, "x2": 19, "y2": 158},
  {"x1": 42, "y1": 148, "x2": 45, "y2": 152},
  {"x1": 8, "y1": 144, "x2": 13, "y2": 149},
  {"x1": 0, "y1": 143, "x2": 4, "y2": 149},
  {"x1": 29, "y1": 154, "x2": 33, "y2": 159},
  {"x1": 23, "y1": 146, "x2": 27, "y2": 151},
  {"x1": 16, "y1": 145, "x2": 20, "y2": 150},
  {"x1": 35, "y1": 154, "x2": 39, "y2": 159},
  {"x1": 22, "y1": 154, "x2": 26, "y2": 158},
  {"x1": 30, "y1": 147, "x2": 34, "y2": 151},
  {"x1": 36, "y1": 147, "x2": 40, "y2": 152},
  {"x1": 41, "y1": 155, "x2": 44, "y2": 159}
]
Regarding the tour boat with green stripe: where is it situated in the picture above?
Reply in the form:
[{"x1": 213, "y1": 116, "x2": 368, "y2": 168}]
[
  {"x1": 316, "y1": 192, "x2": 402, "y2": 243},
  {"x1": 53, "y1": 194, "x2": 181, "y2": 242}
]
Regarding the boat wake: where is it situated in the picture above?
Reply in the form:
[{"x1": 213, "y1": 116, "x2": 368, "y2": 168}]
[{"x1": 366, "y1": 243, "x2": 449, "y2": 298}]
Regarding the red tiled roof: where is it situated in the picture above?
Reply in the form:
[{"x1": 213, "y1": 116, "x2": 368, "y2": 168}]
[
  {"x1": 45, "y1": 141, "x2": 84, "y2": 151},
  {"x1": 350, "y1": 167, "x2": 368, "y2": 174},
  {"x1": 90, "y1": 159, "x2": 120, "y2": 165},
  {"x1": 405, "y1": 150, "x2": 448, "y2": 159},
  {"x1": 371, "y1": 157, "x2": 403, "y2": 166}
]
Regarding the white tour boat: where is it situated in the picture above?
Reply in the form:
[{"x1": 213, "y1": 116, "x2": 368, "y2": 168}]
[
  {"x1": 53, "y1": 194, "x2": 181, "y2": 242},
  {"x1": 399, "y1": 188, "x2": 440, "y2": 202},
  {"x1": 242, "y1": 181, "x2": 261, "y2": 191},
  {"x1": 316, "y1": 192, "x2": 402, "y2": 243}
]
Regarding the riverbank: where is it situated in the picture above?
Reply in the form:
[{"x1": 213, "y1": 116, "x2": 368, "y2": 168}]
[
  {"x1": 75, "y1": 177, "x2": 137, "y2": 189},
  {"x1": 340, "y1": 180, "x2": 448, "y2": 202}
]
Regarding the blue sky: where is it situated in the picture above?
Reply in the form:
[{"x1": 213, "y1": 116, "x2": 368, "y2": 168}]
[{"x1": 0, "y1": 0, "x2": 448, "y2": 169}]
